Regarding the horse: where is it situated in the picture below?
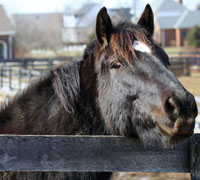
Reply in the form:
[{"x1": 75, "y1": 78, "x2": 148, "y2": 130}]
[{"x1": 0, "y1": 4, "x2": 198, "y2": 180}]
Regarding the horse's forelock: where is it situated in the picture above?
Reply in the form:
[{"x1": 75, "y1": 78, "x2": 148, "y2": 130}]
[
  {"x1": 83, "y1": 21, "x2": 152, "y2": 64},
  {"x1": 109, "y1": 23, "x2": 152, "y2": 62},
  {"x1": 110, "y1": 31, "x2": 136, "y2": 61}
]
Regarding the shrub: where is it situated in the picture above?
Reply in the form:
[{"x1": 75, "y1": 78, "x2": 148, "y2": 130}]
[
  {"x1": 186, "y1": 25, "x2": 200, "y2": 47},
  {"x1": 88, "y1": 32, "x2": 96, "y2": 42}
]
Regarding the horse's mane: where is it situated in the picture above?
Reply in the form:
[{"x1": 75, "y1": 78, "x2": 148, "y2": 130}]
[
  {"x1": 0, "y1": 61, "x2": 82, "y2": 119},
  {"x1": 52, "y1": 61, "x2": 81, "y2": 113}
]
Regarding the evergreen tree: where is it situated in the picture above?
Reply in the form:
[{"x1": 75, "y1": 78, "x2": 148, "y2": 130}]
[{"x1": 186, "y1": 25, "x2": 200, "y2": 47}]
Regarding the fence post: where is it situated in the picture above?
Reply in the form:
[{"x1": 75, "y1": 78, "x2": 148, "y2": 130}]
[
  {"x1": 23, "y1": 59, "x2": 27, "y2": 69},
  {"x1": 28, "y1": 70, "x2": 32, "y2": 82},
  {"x1": 18, "y1": 69, "x2": 22, "y2": 89},
  {"x1": 183, "y1": 59, "x2": 190, "y2": 76},
  {"x1": 190, "y1": 134, "x2": 200, "y2": 180},
  {"x1": 9, "y1": 68, "x2": 12, "y2": 90},
  {"x1": 48, "y1": 59, "x2": 53, "y2": 68},
  {"x1": 31, "y1": 59, "x2": 34, "y2": 70},
  {"x1": 0, "y1": 66, "x2": 4, "y2": 88}
]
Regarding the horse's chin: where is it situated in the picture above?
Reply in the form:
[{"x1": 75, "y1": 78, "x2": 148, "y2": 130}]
[
  {"x1": 155, "y1": 121, "x2": 194, "y2": 145},
  {"x1": 133, "y1": 120, "x2": 193, "y2": 148},
  {"x1": 133, "y1": 130, "x2": 168, "y2": 148}
]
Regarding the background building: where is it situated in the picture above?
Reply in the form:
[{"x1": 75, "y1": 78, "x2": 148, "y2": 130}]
[
  {"x1": 0, "y1": 5, "x2": 15, "y2": 59},
  {"x1": 152, "y1": 0, "x2": 200, "y2": 47}
]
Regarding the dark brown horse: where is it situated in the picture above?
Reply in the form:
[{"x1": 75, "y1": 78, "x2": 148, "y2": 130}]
[{"x1": 0, "y1": 4, "x2": 198, "y2": 180}]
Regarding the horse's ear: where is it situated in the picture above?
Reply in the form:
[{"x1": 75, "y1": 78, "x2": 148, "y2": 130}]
[
  {"x1": 96, "y1": 7, "x2": 113, "y2": 47},
  {"x1": 137, "y1": 4, "x2": 154, "y2": 37}
]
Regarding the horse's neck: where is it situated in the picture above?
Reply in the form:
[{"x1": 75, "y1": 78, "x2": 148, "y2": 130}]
[
  {"x1": 0, "y1": 72, "x2": 59, "y2": 134},
  {"x1": 75, "y1": 94, "x2": 106, "y2": 135},
  {"x1": 0, "y1": 63, "x2": 105, "y2": 135}
]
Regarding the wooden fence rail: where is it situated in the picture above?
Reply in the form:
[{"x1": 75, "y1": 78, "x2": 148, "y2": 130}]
[
  {"x1": 0, "y1": 67, "x2": 40, "y2": 90},
  {"x1": 0, "y1": 134, "x2": 199, "y2": 179},
  {"x1": 0, "y1": 56, "x2": 199, "y2": 79},
  {"x1": 0, "y1": 57, "x2": 81, "y2": 70}
]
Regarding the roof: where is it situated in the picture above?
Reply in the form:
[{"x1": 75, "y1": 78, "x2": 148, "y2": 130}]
[
  {"x1": 157, "y1": 16, "x2": 178, "y2": 29},
  {"x1": 0, "y1": 5, "x2": 15, "y2": 35},
  {"x1": 109, "y1": 8, "x2": 132, "y2": 22},
  {"x1": 174, "y1": 10, "x2": 200, "y2": 28},
  {"x1": 75, "y1": 3, "x2": 97, "y2": 17},
  {"x1": 14, "y1": 13, "x2": 63, "y2": 31},
  {"x1": 151, "y1": 0, "x2": 200, "y2": 29},
  {"x1": 74, "y1": 5, "x2": 132, "y2": 28},
  {"x1": 150, "y1": 0, "x2": 188, "y2": 29},
  {"x1": 13, "y1": 13, "x2": 63, "y2": 44},
  {"x1": 75, "y1": 4, "x2": 102, "y2": 28},
  {"x1": 151, "y1": 0, "x2": 186, "y2": 13}
]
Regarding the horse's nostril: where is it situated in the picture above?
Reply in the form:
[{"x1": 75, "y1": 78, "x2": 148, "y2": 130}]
[{"x1": 164, "y1": 97, "x2": 179, "y2": 121}]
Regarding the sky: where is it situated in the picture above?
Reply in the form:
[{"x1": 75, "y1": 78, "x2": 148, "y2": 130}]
[{"x1": 0, "y1": 0, "x2": 199, "y2": 15}]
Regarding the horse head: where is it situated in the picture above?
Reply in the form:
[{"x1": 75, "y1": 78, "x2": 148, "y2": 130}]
[{"x1": 81, "y1": 5, "x2": 198, "y2": 146}]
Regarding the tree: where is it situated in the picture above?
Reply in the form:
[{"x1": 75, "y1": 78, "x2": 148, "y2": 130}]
[
  {"x1": 88, "y1": 32, "x2": 96, "y2": 43},
  {"x1": 186, "y1": 25, "x2": 200, "y2": 47},
  {"x1": 14, "y1": 14, "x2": 63, "y2": 54},
  {"x1": 197, "y1": 4, "x2": 200, "y2": 10}
]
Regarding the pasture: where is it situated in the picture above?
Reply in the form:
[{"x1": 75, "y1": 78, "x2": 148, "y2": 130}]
[
  {"x1": 178, "y1": 73, "x2": 200, "y2": 97},
  {"x1": 112, "y1": 172, "x2": 190, "y2": 180}
]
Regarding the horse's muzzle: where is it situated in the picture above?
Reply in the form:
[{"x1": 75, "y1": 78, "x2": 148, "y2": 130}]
[{"x1": 156, "y1": 92, "x2": 198, "y2": 144}]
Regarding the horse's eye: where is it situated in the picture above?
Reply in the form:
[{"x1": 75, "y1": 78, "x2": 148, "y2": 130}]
[{"x1": 110, "y1": 62, "x2": 121, "y2": 69}]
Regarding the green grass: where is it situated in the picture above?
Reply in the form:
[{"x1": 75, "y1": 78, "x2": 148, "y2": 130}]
[
  {"x1": 164, "y1": 46, "x2": 185, "y2": 54},
  {"x1": 164, "y1": 46, "x2": 200, "y2": 55},
  {"x1": 31, "y1": 51, "x2": 83, "y2": 58}
]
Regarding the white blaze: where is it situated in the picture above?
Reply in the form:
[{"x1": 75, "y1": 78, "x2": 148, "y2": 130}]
[{"x1": 133, "y1": 41, "x2": 151, "y2": 53}]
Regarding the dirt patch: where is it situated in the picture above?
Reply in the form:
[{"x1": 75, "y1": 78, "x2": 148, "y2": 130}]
[
  {"x1": 178, "y1": 73, "x2": 200, "y2": 97},
  {"x1": 111, "y1": 172, "x2": 190, "y2": 180}
]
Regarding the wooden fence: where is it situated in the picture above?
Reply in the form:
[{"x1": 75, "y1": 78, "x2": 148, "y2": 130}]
[
  {"x1": 169, "y1": 58, "x2": 190, "y2": 76},
  {"x1": 0, "y1": 67, "x2": 40, "y2": 90},
  {"x1": 0, "y1": 57, "x2": 80, "y2": 70},
  {"x1": 0, "y1": 55, "x2": 199, "y2": 78},
  {"x1": 0, "y1": 57, "x2": 79, "y2": 91},
  {"x1": 169, "y1": 52, "x2": 200, "y2": 76},
  {"x1": 0, "y1": 56, "x2": 199, "y2": 91},
  {"x1": 0, "y1": 134, "x2": 199, "y2": 179}
]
